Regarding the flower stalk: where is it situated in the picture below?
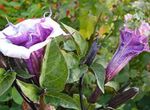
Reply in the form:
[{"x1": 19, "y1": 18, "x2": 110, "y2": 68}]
[{"x1": 79, "y1": 38, "x2": 100, "y2": 110}]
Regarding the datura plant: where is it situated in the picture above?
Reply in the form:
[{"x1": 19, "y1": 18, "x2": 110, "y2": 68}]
[
  {"x1": 89, "y1": 13, "x2": 150, "y2": 106},
  {"x1": 0, "y1": 10, "x2": 149, "y2": 110}
]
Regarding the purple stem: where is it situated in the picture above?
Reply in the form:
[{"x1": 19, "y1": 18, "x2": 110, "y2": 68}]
[{"x1": 88, "y1": 85, "x2": 102, "y2": 103}]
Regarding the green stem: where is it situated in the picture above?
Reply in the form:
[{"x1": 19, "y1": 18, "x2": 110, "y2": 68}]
[{"x1": 79, "y1": 74, "x2": 86, "y2": 110}]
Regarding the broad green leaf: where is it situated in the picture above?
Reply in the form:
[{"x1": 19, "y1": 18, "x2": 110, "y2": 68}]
[
  {"x1": 63, "y1": 39, "x2": 77, "y2": 51},
  {"x1": 62, "y1": 51, "x2": 79, "y2": 69},
  {"x1": 105, "y1": 81, "x2": 119, "y2": 92},
  {"x1": 46, "y1": 92, "x2": 80, "y2": 109},
  {"x1": 90, "y1": 62, "x2": 105, "y2": 93},
  {"x1": 62, "y1": 51, "x2": 88, "y2": 83},
  {"x1": 84, "y1": 72, "x2": 96, "y2": 86},
  {"x1": 0, "y1": 88, "x2": 12, "y2": 102},
  {"x1": 12, "y1": 87, "x2": 23, "y2": 105},
  {"x1": 79, "y1": 9, "x2": 97, "y2": 39},
  {"x1": 67, "y1": 65, "x2": 88, "y2": 83},
  {"x1": 67, "y1": 68, "x2": 81, "y2": 83},
  {"x1": 0, "y1": 71, "x2": 16, "y2": 96},
  {"x1": 16, "y1": 80, "x2": 42, "y2": 102},
  {"x1": 16, "y1": 70, "x2": 34, "y2": 79},
  {"x1": 0, "y1": 106, "x2": 9, "y2": 110},
  {"x1": 61, "y1": 23, "x2": 88, "y2": 56},
  {"x1": 0, "y1": 68, "x2": 5, "y2": 76},
  {"x1": 40, "y1": 38, "x2": 68, "y2": 92},
  {"x1": 62, "y1": 51, "x2": 81, "y2": 83}
]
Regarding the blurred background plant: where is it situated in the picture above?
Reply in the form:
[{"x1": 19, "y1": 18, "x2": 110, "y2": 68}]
[{"x1": 0, "y1": 0, "x2": 150, "y2": 110}]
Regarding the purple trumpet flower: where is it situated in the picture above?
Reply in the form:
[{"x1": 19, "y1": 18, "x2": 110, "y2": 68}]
[
  {"x1": 0, "y1": 17, "x2": 66, "y2": 85},
  {"x1": 106, "y1": 22, "x2": 150, "y2": 82}
]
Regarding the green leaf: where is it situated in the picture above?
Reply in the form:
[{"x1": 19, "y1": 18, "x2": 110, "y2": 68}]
[
  {"x1": 67, "y1": 65, "x2": 88, "y2": 83},
  {"x1": 63, "y1": 39, "x2": 77, "y2": 51},
  {"x1": 62, "y1": 51, "x2": 88, "y2": 83},
  {"x1": 105, "y1": 81, "x2": 119, "y2": 92},
  {"x1": 87, "y1": 104, "x2": 96, "y2": 110},
  {"x1": 16, "y1": 70, "x2": 34, "y2": 79},
  {"x1": 16, "y1": 80, "x2": 42, "y2": 102},
  {"x1": 62, "y1": 51, "x2": 79, "y2": 69},
  {"x1": 90, "y1": 62, "x2": 105, "y2": 93},
  {"x1": 79, "y1": 9, "x2": 97, "y2": 39},
  {"x1": 62, "y1": 51, "x2": 80, "y2": 83},
  {"x1": 61, "y1": 23, "x2": 88, "y2": 56},
  {"x1": 0, "y1": 71, "x2": 16, "y2": 96},
  {"x1": 0, "y1": 106, "x2": 9, "y2": 110},
  {"x1": 0, "y1": 88, "x2": 12, "y2": 102},
  {"x1": 46, "y1": 92, "x2": 80, "y2": 109},
  {"x1": 8, "y1": 1, "x2": 21, "y2": 7},
  {"x1": 0, "y1": 68, "x2": 5, "y2": 76},
  {"x1": 40, "y1": 38, "x2": 68, "y2": 92},
  {"x1": 67, "y1": 68, "x2": 81, "y2": 83},
  {"x1": 12, "y1": 87, "x2": 23, "y2": 105},
  {"x1": 73, "y1": 94, "x2": 95, "y2": 110}
]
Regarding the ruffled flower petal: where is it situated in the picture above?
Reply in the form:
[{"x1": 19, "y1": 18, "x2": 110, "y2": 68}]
[
  {"x1": 0, "y1": 39, "x2": 30, "y2": 59},
  {"x1": 0, "y1": 17, "x2": 66, "y2": 59}
]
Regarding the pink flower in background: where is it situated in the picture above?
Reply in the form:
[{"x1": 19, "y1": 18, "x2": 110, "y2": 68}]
[
  {"x1": 139, "y1": 21, "x2": 150, "y2": 36},
  {"x1": 124, "y1": 13, "x2": 133, "y2": 22}
]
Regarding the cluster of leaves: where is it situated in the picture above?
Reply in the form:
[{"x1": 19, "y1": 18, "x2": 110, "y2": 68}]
[{"x1": 0, "y1": 0, "x2": 150, "y2": 110}]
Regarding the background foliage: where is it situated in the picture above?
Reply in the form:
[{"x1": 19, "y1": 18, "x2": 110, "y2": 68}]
[{"x1": 0, "y1": 0, "x2": 150, "y2": 110}]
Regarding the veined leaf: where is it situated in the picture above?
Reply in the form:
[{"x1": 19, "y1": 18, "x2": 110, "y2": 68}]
[
  {"x1": 62, "y1": 51, "x2": 88, "y2": 83},
  {"x1": 12, "y1": 87, "x2": 23, "y2": 105},
  {"x1": 61, "y1": 23, "x2": 88, "y2": 56},
  {"x1": 16, "y1": 80, "x2": 42, "y2": 102},
  {"x1": 40, "y1": 38, "x2": 68, "y2": 92},
  {"x1": 46, "y1": 92, "x2": 80, "y2": 110},
  {"x1": 0, "y1": 88, "x2": 12, "y2": 102},
  {"x1": 0, "y1": 68, "x2": 5, "y2": 76},
  {"x1": 0, "y1": 71, "x2": 16, "y2": 96},
  {"x1": 79, "y1": 9, "x2": 97, "y2": 39},
  {"x1": 16, "y1": 70, "x2": 34, "y2": 79},
  {"x1": 63, "y1": 39, "x2": 77, "y2": 51},
  {"x1": 90, "y1": 62, "x2": 105, "y2": 93}
]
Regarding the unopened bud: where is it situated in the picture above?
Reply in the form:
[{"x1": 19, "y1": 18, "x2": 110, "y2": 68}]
[
  {"x1": 81, "y1": 39, "x2": 100, "y2": 66},
  {"x1": 107, "y1": 87, "x2": 139, "y2": 109}
]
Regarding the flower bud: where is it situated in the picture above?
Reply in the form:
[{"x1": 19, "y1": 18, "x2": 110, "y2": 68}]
[{"x1": 107, "y1": 87, "x2": 139, "y2": 109}]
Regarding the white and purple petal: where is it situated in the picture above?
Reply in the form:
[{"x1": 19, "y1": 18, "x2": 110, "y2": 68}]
[
  {"x1": 0, "y1": 17, "x2": 67, "y2": 85},
  {"x1": 0, "y1": 17, "x2": 66, "y2": 59}
]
